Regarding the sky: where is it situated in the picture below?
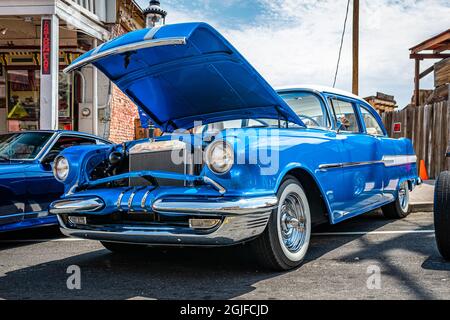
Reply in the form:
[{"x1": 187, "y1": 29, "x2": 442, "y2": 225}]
[{"x1": 136, "y1": 0, "x2": 450, "y2": 108}]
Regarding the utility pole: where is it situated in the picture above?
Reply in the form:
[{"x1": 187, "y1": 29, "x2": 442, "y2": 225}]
[{"x1": 352, "y1": 0, "x2": 359, "y2": 95}]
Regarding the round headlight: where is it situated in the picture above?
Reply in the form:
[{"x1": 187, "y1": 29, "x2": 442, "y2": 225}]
[
  {"x1": 53, "y1": 156, "x2": 70, "y2": 182},
  {"x1": 205, "y1": 140, "x2": 234, "y2": 174}
]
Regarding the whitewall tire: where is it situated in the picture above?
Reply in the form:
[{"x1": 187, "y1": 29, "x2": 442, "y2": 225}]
[{"x1": 251, "y1": 176, "x2": 311, "y2": 271}]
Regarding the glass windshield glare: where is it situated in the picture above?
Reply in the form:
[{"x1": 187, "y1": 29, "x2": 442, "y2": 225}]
[{"x1": 0, "y1": 132, "x2": 53, "y2": 160}]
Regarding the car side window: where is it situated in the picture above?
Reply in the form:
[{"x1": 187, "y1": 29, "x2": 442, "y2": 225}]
[
  {"x1": 49, "y1": 135, "x2": 98, "y2": 153},
  {"x1": 280, "y1": 92, "x2": 330, "y2": 129},
  {"x1": 329, "y1": 98, "x2": 360, "y2": 133},
  {"x1": 359, "y1": 105, "x2": 384, "y2": 136}
]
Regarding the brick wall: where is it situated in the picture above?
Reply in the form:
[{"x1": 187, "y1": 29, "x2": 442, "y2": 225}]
[{"x1": 107, "y1": 24, "x2": 140, "y2": 143}]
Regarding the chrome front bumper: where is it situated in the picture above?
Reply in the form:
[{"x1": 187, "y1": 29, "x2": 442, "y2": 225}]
[{"x1": 51, "y1": 195, "x2": 278, "y2": 246}]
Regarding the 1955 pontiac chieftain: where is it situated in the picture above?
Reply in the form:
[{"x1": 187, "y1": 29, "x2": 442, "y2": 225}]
[{"x1": 50, "y1": 22, "x2": 420, "y2": 270}]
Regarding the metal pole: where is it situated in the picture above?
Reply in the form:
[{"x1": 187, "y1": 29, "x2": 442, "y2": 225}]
[
  {"x1": 352, "y1": 0, "x2": 359, "y2": 96},
  {"x1": 92, "y1": 38, "x2": 98, "y2": 135}
]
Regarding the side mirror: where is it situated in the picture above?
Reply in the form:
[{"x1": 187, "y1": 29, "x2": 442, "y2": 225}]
[{"x1": 41, "y1": 151, "x2": 60, "y2": 165}]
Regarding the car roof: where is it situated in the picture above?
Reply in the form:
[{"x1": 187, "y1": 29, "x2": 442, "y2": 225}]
[
  {"x1": 276, "y1": 84, "x2": 367, "y2": 104},
  {"x1": 1, "y1": 130, "x2": 111, "y2": 143}
]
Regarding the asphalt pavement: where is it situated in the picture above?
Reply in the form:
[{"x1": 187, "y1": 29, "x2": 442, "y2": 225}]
[{"x1": 0, "y1": 210, "x2": 448, "y2": 300}]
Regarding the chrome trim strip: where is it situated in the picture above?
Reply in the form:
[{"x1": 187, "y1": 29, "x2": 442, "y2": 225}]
[
  {"x1": 128, "y1": 187, "x2": 146, "y2": 212},
  {"x1": 64, "y1": 37, "x2": 187, "y2": 73},
  {"x1": 319, "y1": 155, "x2": 417, "y2": 171},
  {"x1": 382, "y1": 155, "x2": 417, "y2": 167},
  {"x1": 141, "y1": 190, "x2": 152, "y2": 211},
  {"x1": 203, "y1": 176, "x2": 226, "y2": 194},
  {"x1": 49, "y1": 198, "x2": 105, "y2": 215},
  {"x1": 144, "y1": 26, "x2": 162, "y2": 40},
  {"x1": 319, "y1": 161, "x2": 383, "y2": 170},
  {"x1": 152, "y1": 195, "x2": 278, "y2": 215},
  {"x1": 117, "y1": 187, "x2": 133, "y2": 211}
]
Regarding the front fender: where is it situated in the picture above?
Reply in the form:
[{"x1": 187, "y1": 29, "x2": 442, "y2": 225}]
[{"x1": 59, "y1": 144, "x2": 115, "y2": 195}]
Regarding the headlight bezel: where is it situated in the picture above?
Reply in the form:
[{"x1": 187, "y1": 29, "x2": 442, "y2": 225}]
[
  {"x1": 205, "y1": 140, "x2": 234, "y2": 175},
  {"x1": 53, "y1": 155, "x2": 70, "y2": 182}
]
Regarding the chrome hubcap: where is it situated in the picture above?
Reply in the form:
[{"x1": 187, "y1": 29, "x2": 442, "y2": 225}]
[
  {"x1": 398, "y1": 183, "x2": 409, "y2": 211},
  {"x1": 280, "y1": 193, "x2": 307, "y2": 253}
]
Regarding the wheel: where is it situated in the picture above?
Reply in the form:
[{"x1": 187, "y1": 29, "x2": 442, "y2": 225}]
[
  {"x1": 101, "y1": 241, "x2": 146, "y2": 253},
  {"x1": 382, "y1": 181, "x2": 411, "y2": 219},
  {"x1": 434, "y1": 171, "x2": 450, "y2": 260},
  {"x1": 251, "y1": 176, "x2": 312, "y2": 271}
]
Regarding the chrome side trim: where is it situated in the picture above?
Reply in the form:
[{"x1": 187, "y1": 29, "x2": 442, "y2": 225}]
[
  {"x1": 152, "y1": 195, "x2": 278, "y2": 215},
  {"x1": 319, "y1": 155, "x2": 417, "y2": 171},
  {"x1": 382, "y1": 155, "x2": 417, "y2": 167},
  {"x1": 64, "y1": 37, "x2": 187, "y2": 73},
  {"x1": 49, "y1": 198, "x2": 105, "y2": 215},
  {"x1": 319, "y1": 161, "x2": 383, "y2": 170}
]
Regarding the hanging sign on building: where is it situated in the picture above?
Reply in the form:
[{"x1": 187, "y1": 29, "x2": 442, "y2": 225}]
[{"x1": 41, "y1": 19, "x2": 51, "y2": 75}]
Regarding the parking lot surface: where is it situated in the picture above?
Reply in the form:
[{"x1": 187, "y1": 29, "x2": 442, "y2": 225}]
[{"x1": 0, "y1": 211, "x2": 449, "y2": 300}]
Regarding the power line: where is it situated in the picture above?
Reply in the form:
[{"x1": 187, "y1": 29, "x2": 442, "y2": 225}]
[{"x1": 333, "y1": 0, "x2": 351, "y2": 88}]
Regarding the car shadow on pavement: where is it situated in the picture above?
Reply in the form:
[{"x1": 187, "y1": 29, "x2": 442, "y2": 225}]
[
  {"x1": 0, "y1": 226, "x2": 62, "y2": 251},
  {"x1": 0, "y1": 211, "x2": 448, "y2": 300}
]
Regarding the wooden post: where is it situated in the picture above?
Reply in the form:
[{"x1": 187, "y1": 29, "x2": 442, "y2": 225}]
[
  {"x1": 352, "y1": 0, "x2": 359, "y2": 95},
  {"x1": 415, "y1": 58, "x2": 420, "y2": 106}
]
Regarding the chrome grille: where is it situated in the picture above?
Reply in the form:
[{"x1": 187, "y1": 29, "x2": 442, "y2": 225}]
[{"x1": 129, "y1": 140, "x2": 190, "y2": 187}]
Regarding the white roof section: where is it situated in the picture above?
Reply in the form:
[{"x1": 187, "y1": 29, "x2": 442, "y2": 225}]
[{"x1": 276, "y1": 84, "x2": 366, "y2": 103}]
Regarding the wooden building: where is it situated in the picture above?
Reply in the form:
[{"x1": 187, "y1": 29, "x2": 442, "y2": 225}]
[
  {"x1": 364, "y1": 92, "x2": 398, "y2": 114},
  {"x1": 410, "y1": 29, "x2": 450, "y2": 106}
]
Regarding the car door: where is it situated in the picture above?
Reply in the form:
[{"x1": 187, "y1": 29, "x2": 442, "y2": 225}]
[
  {"x1": 328, "y1": 97, "x2": 384, "y2": 218},
  {"x1": 24, "y1": 134, "x2": 100, "y2": 216},
  {"x1": 0, "y1": 163, "x2": 27, "y2": 226}
]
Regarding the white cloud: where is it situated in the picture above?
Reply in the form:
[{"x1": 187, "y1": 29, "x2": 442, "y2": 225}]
[{"x1": 159, "y1": 0, "x2": 450, "y2": 107}]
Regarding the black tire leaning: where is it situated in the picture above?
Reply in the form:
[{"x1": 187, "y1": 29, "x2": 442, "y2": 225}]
[
  {"x1": 250, "y1": 175, "x2": 311, "y2": 271},
  {"x1": 434, "y1": 171, "x2": 450, "y2": 260},
  {"x1": 382, "y1": 181, "x2": 411, "y2": 219}
]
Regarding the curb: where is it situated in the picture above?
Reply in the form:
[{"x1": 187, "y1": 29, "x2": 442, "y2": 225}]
[{"x1": 410, "y1": 202, "x2": 433, "y2": 213}]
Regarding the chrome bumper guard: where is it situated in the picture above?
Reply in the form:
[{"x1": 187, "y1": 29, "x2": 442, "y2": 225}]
[{"x1": 52, "y1": 195, "x2": 278, "y2": 246}]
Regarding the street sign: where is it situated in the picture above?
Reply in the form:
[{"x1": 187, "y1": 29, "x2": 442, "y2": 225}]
[{"x1": 41, "y1": 19, "x2": 51, "y2": 75}]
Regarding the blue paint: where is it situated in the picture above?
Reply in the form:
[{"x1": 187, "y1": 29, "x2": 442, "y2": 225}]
[
  {"x1": 0, "y1": 130, "x2": 110, "y2": 232},
  {"x1": 57, "y1": 23, "x2": 420, "y2": 244}
]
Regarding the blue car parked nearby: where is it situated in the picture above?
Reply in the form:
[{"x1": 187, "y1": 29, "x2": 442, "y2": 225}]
[
  {"x1": 0, "y1": 131, "x2": 110, "y2": 232},
  {"x1": 50, "y1": 23, "x2": 420, "y2": 270}
]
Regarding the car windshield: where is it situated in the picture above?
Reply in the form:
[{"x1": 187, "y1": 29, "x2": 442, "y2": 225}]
[
  {"x1": 192, "y1": 119, "x2": 288, "y2": 134},
  {"x1": 279, "y1": 92, "x2": 330, "y2": 129},
  {"x1": 0, "y1": 132, "x2": 53, "y2": 160}
]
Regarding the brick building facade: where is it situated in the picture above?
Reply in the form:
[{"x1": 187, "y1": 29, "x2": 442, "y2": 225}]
[{"x1": 106, "y1": 19, "x2": 142, "y2": 143}]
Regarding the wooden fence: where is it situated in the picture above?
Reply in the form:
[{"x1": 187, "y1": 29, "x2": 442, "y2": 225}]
[{"x1": 382, "y1": 100, "x2": 450, "y2": 179}]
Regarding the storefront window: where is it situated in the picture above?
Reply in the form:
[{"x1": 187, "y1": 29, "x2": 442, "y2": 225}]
[
  {"x1": 6, "y1": 69, "x2": 40, "y2": 131},
  {"x1": 58, "y1": 71, "x2": 73, "y2": 130},
  {"x1": 0, "y1": 66, "x2": 6, "y2": 133}
]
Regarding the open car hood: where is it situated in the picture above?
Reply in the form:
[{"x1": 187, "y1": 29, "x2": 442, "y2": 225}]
[{"x1": 65, "y1": 22, "x2": 305, "y2": 132}]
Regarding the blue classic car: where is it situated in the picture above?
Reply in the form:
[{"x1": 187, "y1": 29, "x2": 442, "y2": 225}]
[
  {"x1": 0, "y1": 130, "x2": 110, "y2": 232},
  {"x1": 49, "y1": 23, "x2": 420, "y2": 270}
]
